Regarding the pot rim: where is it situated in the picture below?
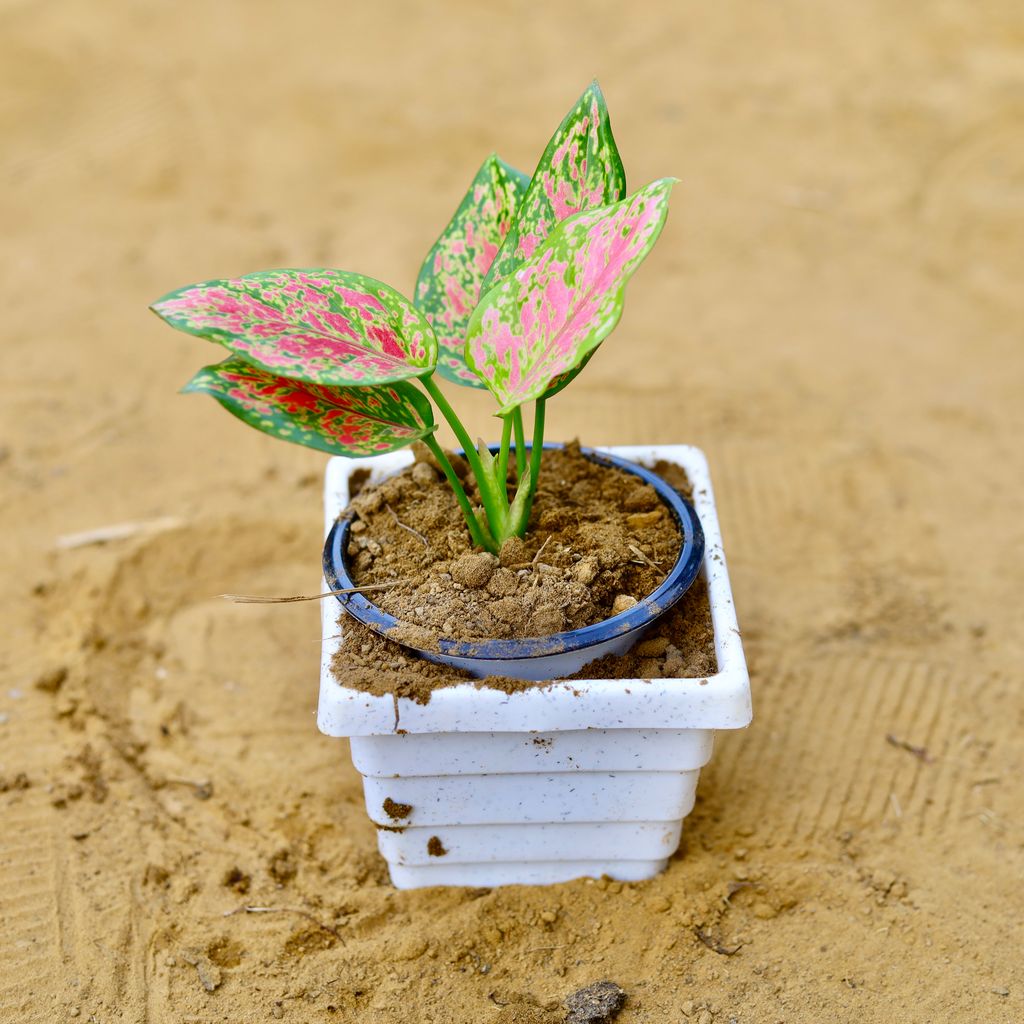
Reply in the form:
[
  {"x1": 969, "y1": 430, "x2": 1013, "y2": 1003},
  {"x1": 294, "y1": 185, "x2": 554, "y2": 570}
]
[{"x1": 322, "y1": 444, "x2": 705, "y2": 662}]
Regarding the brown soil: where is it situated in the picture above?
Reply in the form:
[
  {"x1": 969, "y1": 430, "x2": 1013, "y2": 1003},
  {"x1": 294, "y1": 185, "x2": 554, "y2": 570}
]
[
  {"x1": 383, "y1": 797, "x2": 413, "y2": 822},
  {"x1": 343, "y1": 443, "x2": 681, "y2": 644},
  {"x1": 3, "y1": 5, "x2": 1023, "y2": 1023},
  {"x1": 330, "y1": 573, "x2": 716, "y2": 702}
]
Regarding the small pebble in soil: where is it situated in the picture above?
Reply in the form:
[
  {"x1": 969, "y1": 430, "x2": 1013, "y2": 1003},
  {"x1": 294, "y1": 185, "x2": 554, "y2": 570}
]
[
  {"x1": 626, "y1": 510, "x2": 663, "y2": 530},
  {"x1": 565, "y1": 980, "x2": 626, "y2": 1024},
  {"x1": 611, "y1": 594, "x2": 638, "y2": 615},
  {"x1": 571, "y1": 555, "x2": 599, "y2": 585}
]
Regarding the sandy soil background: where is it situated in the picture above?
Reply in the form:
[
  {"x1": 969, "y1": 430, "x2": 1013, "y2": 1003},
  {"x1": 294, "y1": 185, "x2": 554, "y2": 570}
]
[{"x1": 2, "y1": 1, "x2": 1023, "y2": 1021}]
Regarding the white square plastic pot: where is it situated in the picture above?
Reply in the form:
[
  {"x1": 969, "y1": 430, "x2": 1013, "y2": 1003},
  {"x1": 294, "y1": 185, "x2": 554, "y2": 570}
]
[{"x1": 318, "y1": 445, "x2": 752, "y2": 889}]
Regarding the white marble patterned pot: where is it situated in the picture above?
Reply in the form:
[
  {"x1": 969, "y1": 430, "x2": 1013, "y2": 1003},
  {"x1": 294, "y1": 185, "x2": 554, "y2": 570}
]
[{"x1": 317, "y1": 445, "x2": 752, "y2": 889}]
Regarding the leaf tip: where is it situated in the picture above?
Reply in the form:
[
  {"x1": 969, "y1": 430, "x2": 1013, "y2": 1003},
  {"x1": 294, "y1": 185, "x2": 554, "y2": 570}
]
[
  {"x1": 180, "y1": 366, "x2": 213, "y2": 396},
  {"x1": 149, "y1": 282, "x2": 194, "y2": 319},
  {"x1": 582, "y1": 78, "x2": 611, "y2": 114}
]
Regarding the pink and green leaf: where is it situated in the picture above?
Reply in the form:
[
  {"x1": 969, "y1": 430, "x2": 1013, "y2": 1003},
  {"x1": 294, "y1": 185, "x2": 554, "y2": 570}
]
[
  {"x1": 465, "y1": 178, "x2": 675, "y2": 415},
  {"x1": 152, "y1": 270, "x2": 437, "y2": 387},
  {"x1": 415, "y1": 155, "x2": 529, "y2": 388},
  {"x1": 542, "y1": 349, "x2": 595, "y2": 401},
  {"x1": 183, "y1": 357, "x2": 435, "y2": 457},
  {"x1": 481, "y1": 81, "x2": 626, "y2": 292}
]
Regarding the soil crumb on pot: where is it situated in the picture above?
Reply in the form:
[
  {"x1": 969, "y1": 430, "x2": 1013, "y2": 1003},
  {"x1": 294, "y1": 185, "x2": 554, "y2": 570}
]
[
  {"x1": 382, "y1": 797, "x2": 412, "y2": 821},
  {"x1": 330, "y1": 572, "x2": 716, "y2": 703},
  {"x1": 340, "y1": 443, "x2": 683, "y2": 644}
]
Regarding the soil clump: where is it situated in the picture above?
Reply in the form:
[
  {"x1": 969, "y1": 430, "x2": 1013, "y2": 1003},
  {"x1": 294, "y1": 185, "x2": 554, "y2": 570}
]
[{"x1": 565, "y1": 980, "x2": 627, "y2": 1024}]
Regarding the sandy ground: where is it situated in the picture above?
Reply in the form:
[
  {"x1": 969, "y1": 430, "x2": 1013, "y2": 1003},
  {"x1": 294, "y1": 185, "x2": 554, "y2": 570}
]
[{"x1": 2, "y1": 1, "x2": 1023, "y2": 1021}]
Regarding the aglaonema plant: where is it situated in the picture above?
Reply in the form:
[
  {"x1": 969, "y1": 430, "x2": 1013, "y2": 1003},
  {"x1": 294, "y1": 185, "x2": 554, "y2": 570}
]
[{"x1": 151, "y1": 82, "x2": 674, "y2": 555}]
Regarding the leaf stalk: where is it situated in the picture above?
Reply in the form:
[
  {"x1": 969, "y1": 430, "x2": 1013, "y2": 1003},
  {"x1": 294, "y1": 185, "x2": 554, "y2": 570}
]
[
  {"x1": 496, "y1": 415, "x2": 513, "y2": 498},
  {"x1": 518, "y1": 398, "x2": 546, "y2": 535},
  {"x1": 422, "y1": 434, "x2": 494, "y2": 552},
  {"x1": 512, "y1": 407, "x2": 527, "y2": 478}
]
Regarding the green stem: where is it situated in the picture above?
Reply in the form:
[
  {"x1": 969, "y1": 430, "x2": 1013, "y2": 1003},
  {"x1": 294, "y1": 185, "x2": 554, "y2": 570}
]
[
  {"x1": 496, "y1": 414, "x2": 513, "y2": 497},
  {"x1": 423, "y1": 434, "x2": 493, "y2": 551},
  {"x1": 519, "y1": 398, "x2": 546, "y2": 535},
  {"x1": 512, "y1": 407, "x2": 527, "y2": 478},
  {"x1": 421, "y1": 376, "x2": 477, "y2": 466},
  {"x1": 420, "y1": 375, "x2": 505, "y2": 543}
]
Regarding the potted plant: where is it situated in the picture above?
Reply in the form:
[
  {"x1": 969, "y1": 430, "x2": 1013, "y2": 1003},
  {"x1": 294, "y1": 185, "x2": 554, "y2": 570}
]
[{"x1": 152, "y1": 82, "x2": 752, "y2": 889}]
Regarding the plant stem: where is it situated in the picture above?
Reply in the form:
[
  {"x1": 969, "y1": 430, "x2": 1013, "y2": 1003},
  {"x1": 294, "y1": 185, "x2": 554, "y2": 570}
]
[
  {"x1": 496, "y1": 415, "x2": 513, "y2": 497},
  {"x1": 420, "y1": 375, "x2": 505, "y2": 536},
  {"x1": 421, "y1": 376, "x2": 477, "y2": 463},
  {"x1": 512, "y1": 407, "x2": 527, "y2": 478},
  {"x1": 422, "y1": 434, "x2": 493, "y2": 551},
  {"x1": 518, "y1": 398, "x2": 546, "y2": 535}
]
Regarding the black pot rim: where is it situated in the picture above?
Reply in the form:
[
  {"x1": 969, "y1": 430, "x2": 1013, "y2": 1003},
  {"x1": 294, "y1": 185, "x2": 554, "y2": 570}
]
[{"x1": 323, "y1": 444, "x2": 705, "y2": 662}]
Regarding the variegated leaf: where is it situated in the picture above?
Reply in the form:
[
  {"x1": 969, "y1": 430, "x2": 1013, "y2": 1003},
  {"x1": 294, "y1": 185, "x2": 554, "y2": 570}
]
[
  {"x1": 542, "y1": 350, "x2": 594, "y2": 401},
  {"x1": 465, "y1": 179, "x2": 675, "y2": 414},
  {"x1": 152, "y1": 270, "x2": 436, "y2": 387},
  {"x1": 183, "y1": 357, "x2": 435, "y2": 457},
  {"x1": 415, "y1": 154, "x2": 529, "y2": 387},
  {"x1": 481, "y1": 81, "x2": 626, "y2": 291}
]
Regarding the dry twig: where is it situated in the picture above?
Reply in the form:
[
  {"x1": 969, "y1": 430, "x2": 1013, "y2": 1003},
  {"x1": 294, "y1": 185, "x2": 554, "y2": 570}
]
[
  {"x1": 885, "y1": 734, "x2": 933, "y2": 763},
  {"x1": 628, "y1": 543, "x2": 662, "y2": 569},
  {"x1": 695, "y1": 926, "x2": 743, "y2": 956},
  {"x1": 386, "y1": 503, "x2": 429, "y2": 547},
  {"x1": 56, "y1": 516, "x2": 183, "y2": 550},
  {"x1": 221, "y1": 582, "x2": 400, "y2": 604},
  {"x1": 315, "y1": 632, "x2": 345, "y2": 645},
  {"x1": 223, "y1": 905, "x2": 345, "y2": 943}
]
